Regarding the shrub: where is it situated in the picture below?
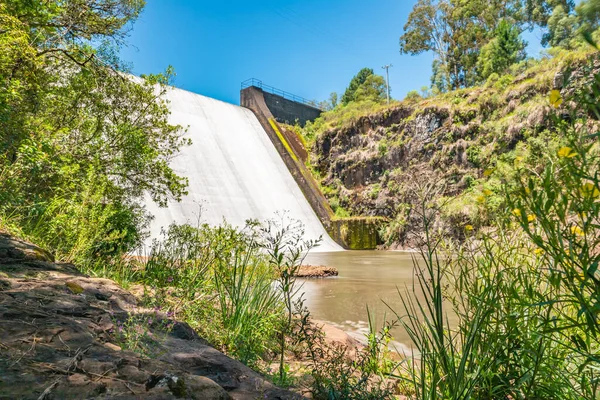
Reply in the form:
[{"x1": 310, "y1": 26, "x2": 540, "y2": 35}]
[
  {"x1": 143, "y1": 221, "x2": 284, "y2": 366},
  {"x1": 396, "y1": 52, "x2": 600, "y2": 399}
]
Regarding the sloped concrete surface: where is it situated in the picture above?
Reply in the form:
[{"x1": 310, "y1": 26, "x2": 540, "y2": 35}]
[{"x1": 145, "y1": 87, "x2": 340, "y2": 252}]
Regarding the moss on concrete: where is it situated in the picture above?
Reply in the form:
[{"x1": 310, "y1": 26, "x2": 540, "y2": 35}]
[
  {"x1": 269, "y1": 118, "x2": 298, "y2": 162},
  {"x1": 329, "y1": 217, "x2": 386, "y2": 250}
]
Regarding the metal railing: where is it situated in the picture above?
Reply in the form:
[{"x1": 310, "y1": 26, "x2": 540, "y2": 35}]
[{"x1": 241, "y1": 78, "x2": 322, "y2": 110}]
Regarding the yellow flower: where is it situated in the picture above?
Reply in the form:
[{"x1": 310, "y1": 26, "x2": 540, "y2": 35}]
[
  {"x1": 465, "y1": 225, "x2": 474, "y2": 231},
  {"x1": 513, "y1": 208, "x2": 522, "y2": 217},
  {"x1": 527, "y1": 214, "x2": 536, "y2": 223},
  {"x1": 549, "y1": 90, "x2": 563, "y2": 108},
  {"x1": 534, "y1": 248, "x2": 544, "y2": 256},
  {"x1": 476, "y1": 195, "x2": 486, "y2": 203},
  {"x1": 514, "y1": 156, "x2": 523, "y2": 166},
  {"x1": 482, "y1": 189, "x2": 493, "y2": 196},
  {"x1": 557, "y1": 147, "x2": 577, "y2": 158},
  {"x1": 570, "y1": 226, "x2": 585, "y2": 236},
  {"x1": 483, "y1": 169, "x2": 494, "y2": 177},
  {"x1": 580, "y1": 182, "x2": 600, "y2": 199}
]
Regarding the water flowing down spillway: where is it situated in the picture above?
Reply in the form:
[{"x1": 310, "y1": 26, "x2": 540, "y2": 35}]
[{"x1": 144, "y1": 86, "x2": 342, "y2": 252}]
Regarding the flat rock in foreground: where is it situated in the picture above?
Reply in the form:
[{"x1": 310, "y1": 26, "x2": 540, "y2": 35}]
[{"x1": 0, "y1": 233, "x2": 302, "y2": 400}]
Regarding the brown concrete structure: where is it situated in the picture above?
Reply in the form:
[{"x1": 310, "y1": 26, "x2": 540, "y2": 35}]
[
  {"x1": 241, "y1": 86, "x2": 383, "y2": 250},
  {"x1": 240, "y1": 86, "x2": 334, "y2": 229},
  {"x1": 240, "y1": 80, "x2": 322, "y2": 127}
]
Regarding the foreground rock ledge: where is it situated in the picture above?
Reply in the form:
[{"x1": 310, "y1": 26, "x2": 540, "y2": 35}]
[{"x1": 0, "y1": 233, "x2": 302, "y2": 400}]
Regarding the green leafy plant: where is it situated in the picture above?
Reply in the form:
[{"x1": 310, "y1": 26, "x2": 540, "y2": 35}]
[
  {"x1": 112, "y1": 311, "x2": 175, "y2": 358},
  {"x1": 260, "y1": 214, "x2": 320, "y2": 383}
]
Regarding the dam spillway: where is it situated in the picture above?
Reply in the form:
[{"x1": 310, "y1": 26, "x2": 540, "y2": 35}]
[{"x1": 144, "y1": 86, "x2": 342, "y2": 252}]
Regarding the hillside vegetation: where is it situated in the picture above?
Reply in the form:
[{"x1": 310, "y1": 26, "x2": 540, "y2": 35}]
[
  {"x1": 302, "y1": 49, "x2": 598, "y2": 247},
  {"x1": 294, "y1": 45, "x2": 600, "y2": 397}
]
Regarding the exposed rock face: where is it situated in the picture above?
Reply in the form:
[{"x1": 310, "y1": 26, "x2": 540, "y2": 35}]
[
  {"x1": 0, "y1": 234, "x2": 302, "y2": 400},
  {"x1": 312, "y1": 105, "x2": 465, "y2": 247},
  {"x1": 310, "y1": 55, "x2": 600, "y2": 248}
]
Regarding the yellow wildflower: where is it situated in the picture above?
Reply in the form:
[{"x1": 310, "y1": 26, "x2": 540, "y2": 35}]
[
  {"x1": 557, "y1": 147, "x2": 577, "y2": 158},
  {"x1": 482, "y1": 189, "x2": 493, "y2": 196},
  {"x1": 534, "y1": 248, "x2": 544, "y2": 256},
  {"x1": 549, "y1": 90, "x2": 563, "y2": 108},
  {"x1": 465, "y1": 225, "x2": 474, "y2": 231},
  {"x1": 513, "y1": 208, "x2": 522, "y2": 217},
  {"x1": 527, "y1": 214, "x2": 536, "y2": 223},
  {"x1": 580, "y1": 182, "x2": 600, "y2": 199},
  {"x1": 570, "y1": 226, "x2": 585, "y2": 236}
]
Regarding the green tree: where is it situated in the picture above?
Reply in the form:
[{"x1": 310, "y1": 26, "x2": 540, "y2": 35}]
[
  {"x1": 352, "y1": 74, "x2": 387, "y2": 103},
  {"x1": 400, "y1": 0, "x2": 453, "y2": 86},
  {"x1": 400, "y1": 0, "x2": 504, "y2": 89},
  {"x1": 543, "y1": 5, "x2": 580, "y2": 47},
  {"x1": 329, "y1": 92, "x2": 339, "y2": 108},
  {"x1": 0, "y1": 0, "x2": 189, "y2": 261},
  {"x1": 524, "y1": 0, "x2": 575, "y2": 27},
  {"x1": 399, "y1": 0, "x2": 585, "y2": 88},
  {"x1": 478, "y1": 20, "x2": 526, "y2": 79},
  {"x1": 341, "y1": 68, "x2": 374, "y2": 105}
]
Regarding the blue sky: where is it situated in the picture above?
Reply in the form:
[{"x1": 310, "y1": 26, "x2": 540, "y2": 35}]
[{"x1": 120, "y1": 0, "x2": 545, "y2": 105}]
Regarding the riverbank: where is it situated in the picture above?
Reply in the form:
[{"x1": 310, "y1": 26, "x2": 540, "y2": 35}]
[{"x1": 0, "y1": 233, "x2": 301, "y2": 400}]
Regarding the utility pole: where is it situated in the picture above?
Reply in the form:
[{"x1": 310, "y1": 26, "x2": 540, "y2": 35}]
[{"x1": 382, "y1": 64, "x2": 393, "y2": 104}]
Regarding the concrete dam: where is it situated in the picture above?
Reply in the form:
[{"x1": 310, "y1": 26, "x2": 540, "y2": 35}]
[{"x1": 144, "y1": 82, "x2": 344, "y2": 252}]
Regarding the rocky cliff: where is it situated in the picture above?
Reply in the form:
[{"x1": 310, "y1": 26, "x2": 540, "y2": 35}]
[{"x1": 307, "y1": 50, "x2": 599, "y2": 248}]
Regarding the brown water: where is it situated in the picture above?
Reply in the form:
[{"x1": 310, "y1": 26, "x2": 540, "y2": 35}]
[{"x1": 301, "y1": 250, "x2": 425, "y2": 353}]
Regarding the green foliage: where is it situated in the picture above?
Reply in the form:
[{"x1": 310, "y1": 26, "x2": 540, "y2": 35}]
[
  {"x1": 0, "y1": 0, "x2": 188, "y2": 265},
  {"x1": 260, "y1": 215, "x2": 320, "y2": 382},
  {"x1": 294, "y1": 306, "x2": 398, "y2": 399},
  {"x1": 112, "y1": 311, "x2": 174, "y2": 358},
  {"x1": 404, "y1": 90, "x2": 423, "y2": 102},
  {"x1": 378, "y1": 140, "x2": 389, "y2": 156},
  {"x1": 397, "y1": 50, "x2": 600, "y2": 400},
  {"x1": 400, "y1": 0, "x2": 526, "y2": 89},
  {"x1": 510, "y1": 91, "x2": 600, "y2": 343},
  {"x1": 143, "y1": 221, "x2": 283, "y2": 366},
  {"x1": 478, "y1": 20, "x2": 526, "y2": 79},
  {"x1": 341, "y1": 68, "x2": 375, "y2": 105},
  {"x1": 399, "y1": 0, "x2": 600, "y2": 90},
  {"x1": 545, "y1": 5, "x2": 580, "y2": 47},
  {"x1": 465, "y1": 145, "x2": 482, "y2": 166},
  {"x1": 352, "y1": 74, "x2": 387, "y2": 104}
]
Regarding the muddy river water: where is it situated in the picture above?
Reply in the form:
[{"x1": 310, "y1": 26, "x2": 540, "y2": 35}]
[{"x1": 301, "y1": 250, "x2": 430, "y2": 353}]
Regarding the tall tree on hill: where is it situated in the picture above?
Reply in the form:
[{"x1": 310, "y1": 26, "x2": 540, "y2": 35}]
[
  {"x1": 399, "y1": 0, "x2": 496, "y2": 90},
  {"x1": 399, "y1": 0, "x2": 586, "y2": 90},
  {"x1": 478, "y1": 20, "x2": 527, "y2": 79},
  {"x1": 352, "y1": 74, "x2": 388, "y2": 103},
  {"x1": 341, "y1": 68, "x2": 374, "y2": 105}
]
